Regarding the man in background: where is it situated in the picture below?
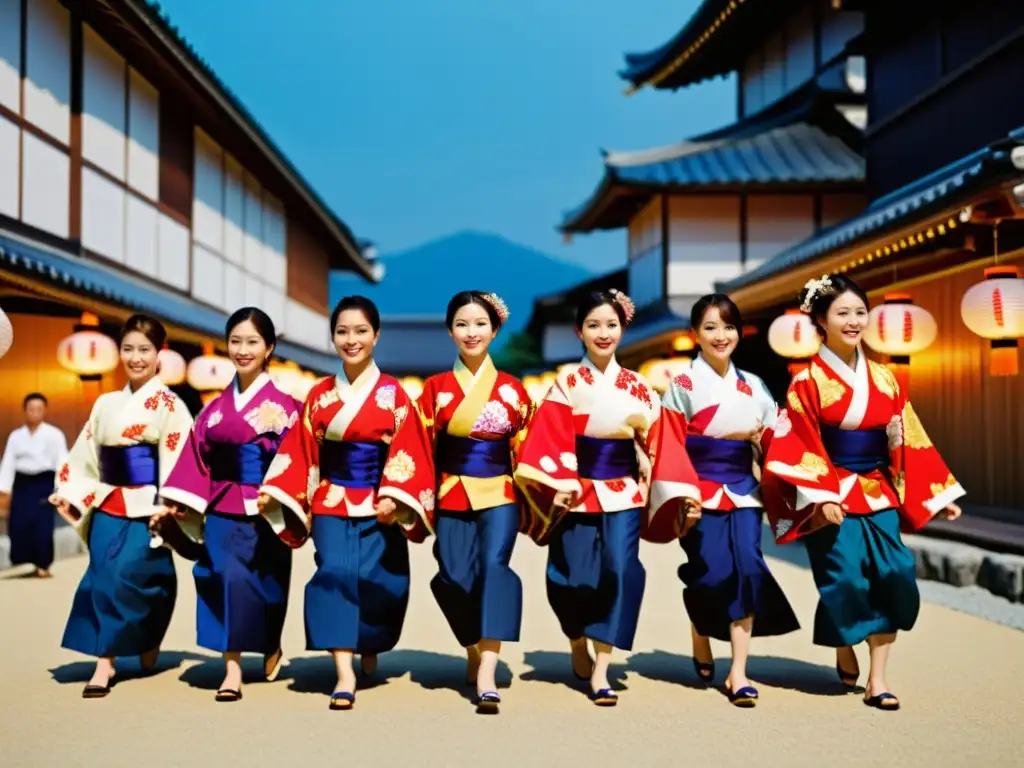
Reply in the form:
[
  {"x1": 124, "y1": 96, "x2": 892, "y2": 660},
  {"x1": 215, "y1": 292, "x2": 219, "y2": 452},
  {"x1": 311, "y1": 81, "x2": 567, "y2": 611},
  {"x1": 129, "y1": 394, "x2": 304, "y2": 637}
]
[{"x1": 0, "y1": 394, "x2": 68, "y2": 578}]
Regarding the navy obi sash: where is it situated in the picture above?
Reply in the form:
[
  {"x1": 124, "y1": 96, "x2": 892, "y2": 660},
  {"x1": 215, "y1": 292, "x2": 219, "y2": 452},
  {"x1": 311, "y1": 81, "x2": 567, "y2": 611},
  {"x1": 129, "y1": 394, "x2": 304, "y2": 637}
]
[
  {"x1": 436, "y1": 433, "x2": 512, "y2": 478},
  {"x1": 207, "y1": 442, "x2": 273, "y2": 485},
  {"x1": 820, "y1": 425, "x2": 889, "y2": 474},
  {"x1": 99, "y1": 444, "x2": 159, "y2": 487},
  {"x1": 686, "y1": 435, "x2": 755, "y2": 485},
  {"x1": 576, "y1": 436, "x2": 639, "y2": 481},
  {"x1": 319, "y1": 440, "x2": 389, "y2": 489}
]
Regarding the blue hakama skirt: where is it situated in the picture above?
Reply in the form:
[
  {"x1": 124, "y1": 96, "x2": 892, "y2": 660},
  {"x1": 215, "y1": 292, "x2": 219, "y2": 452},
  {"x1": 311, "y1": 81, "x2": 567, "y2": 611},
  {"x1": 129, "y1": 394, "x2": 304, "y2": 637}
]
[
  {"x1": 679, "y1": 508, "x2": 800, "y2": 642},
  {"x1": 305, "y1": 515, "x2": 410, "y2": 654},
  {"x1": 9, "y1": 470, "x2": 56, "y2": 570},
  {"x1": 62, "y1": 511, "x2": 177, "y2": 657},
  {"x1": 546, "y1": 507, "x2": 646, "y2": 651},
  {"x1": 194, "y1": 512, "x2": 292, "y2": 654},
  {"x1": 803, "y1": 508, "x2": 919, "y2": 647},
  {"x1": 431, "y1": 503, "x2": 522, "y2": 647}
]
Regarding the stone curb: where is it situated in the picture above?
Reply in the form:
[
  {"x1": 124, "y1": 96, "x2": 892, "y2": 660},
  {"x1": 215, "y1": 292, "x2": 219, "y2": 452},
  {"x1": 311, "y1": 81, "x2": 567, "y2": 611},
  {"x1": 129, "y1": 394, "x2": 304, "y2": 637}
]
[
  {"x1": 0, "y1": 526, "x2": 85, "y2": 571},
  {"x1": 905, "y1": 533, "x2": 1024, "y2": 604}
]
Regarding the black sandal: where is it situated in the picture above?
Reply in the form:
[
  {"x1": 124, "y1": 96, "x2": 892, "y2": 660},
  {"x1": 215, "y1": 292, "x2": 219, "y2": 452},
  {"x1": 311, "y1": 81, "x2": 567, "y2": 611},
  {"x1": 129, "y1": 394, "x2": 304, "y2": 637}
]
[
  {"x1": 863, "y1": 692, "x2": 900, "y2": 711},
  {"x1": 215, "y1": 689, "x2": 242, "y2": 702},
  {"x1": 692, "y1": 658, "x2": 715, "y2": 684},
  {"x1": 82, "y1": 684, "x2": 111, "y2": 699}
]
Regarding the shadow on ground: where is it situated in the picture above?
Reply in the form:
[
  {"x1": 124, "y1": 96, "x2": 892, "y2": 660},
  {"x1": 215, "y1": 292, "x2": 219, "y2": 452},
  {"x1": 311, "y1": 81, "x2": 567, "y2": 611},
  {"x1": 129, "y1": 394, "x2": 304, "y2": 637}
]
[
  {"x1": 519, "y1": 650, "x2": 628, "y2": 701},
  {"x1": 50, "y1": 650, "x2": 209, "y2": 685},
  {"x1": 281, "y1": 649, "x2": 512, "y2": 705},
  {"x1": 627, "y1": 649, "x2": 853, "y2": 696}
]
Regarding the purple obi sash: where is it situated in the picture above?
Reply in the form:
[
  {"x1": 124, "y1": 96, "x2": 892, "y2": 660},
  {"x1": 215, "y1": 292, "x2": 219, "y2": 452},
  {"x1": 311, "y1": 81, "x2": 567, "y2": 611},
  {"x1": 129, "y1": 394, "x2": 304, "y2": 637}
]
[
  {"x1": 436, "y1": 433, "x2": 512, "y2": 478},
  {"x1": 319, "y1": 440, "x2": 389, "y2": 489},
  {"x1": 98, "y1": 444, "x2": 159, "y2": 487},
  {"x1": 576, "y1": 436, "x2": 638, "y2": 481},
  {"x1": 820, "y1": 425, "x2": 889, "y2": 474},
  {"x1": 207, "y1": 442, "x2": 273, "y2": 485},
  {"x1": 686, "y1": 435, "x2": 759, "y2": 496}
]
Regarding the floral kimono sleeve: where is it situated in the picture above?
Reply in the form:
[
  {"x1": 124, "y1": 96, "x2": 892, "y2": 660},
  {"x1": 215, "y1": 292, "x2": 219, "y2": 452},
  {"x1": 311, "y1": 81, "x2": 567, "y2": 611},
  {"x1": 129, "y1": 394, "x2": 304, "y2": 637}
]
[
  {"x1": 378, "y1": 386, "x2": 437, "y2": 543},
  {"x1": 508, "y1": 380, "x2": 540, "y2": 537},
  {"x1": 888, "y1": 382, "x2": 966, "y2": 532},
  {"x1": 646, "y1": 378, "x2": 701, "y2": 543},
  {"x1": 761, "y1": 371, "x2": 843, "y2": 543},
  {"x1": 512, "y1": 378, "x2": 579, "y2": 545},
  {"x1": 159, "y1": 412, "x2": 213, "y2": 545},
  {"x1": 55, "y1": 398, "x2": 104, "y2": 535},
  {"x1": 260, "y1": 396, "x2": 319, "y2": 549}
]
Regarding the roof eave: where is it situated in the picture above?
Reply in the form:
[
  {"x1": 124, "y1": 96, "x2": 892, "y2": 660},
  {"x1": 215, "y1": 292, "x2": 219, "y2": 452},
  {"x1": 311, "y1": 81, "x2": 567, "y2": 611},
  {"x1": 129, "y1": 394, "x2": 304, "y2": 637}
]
[{"x1": 120, "y1": 0, "x2": 377, "y2": 283}]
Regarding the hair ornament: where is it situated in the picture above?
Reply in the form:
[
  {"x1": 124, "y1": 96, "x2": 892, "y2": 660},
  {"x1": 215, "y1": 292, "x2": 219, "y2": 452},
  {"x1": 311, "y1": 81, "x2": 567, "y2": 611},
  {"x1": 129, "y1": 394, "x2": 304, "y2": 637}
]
[
  {"x1": 800, "y1": 274, "x2": 834, "y2": 314},
  {"x1": 482, "y1": 293, "x2": 510, "y2": 323},
  {"x1": 609, "y1": 289, "x2": 636, "y2": 324}
]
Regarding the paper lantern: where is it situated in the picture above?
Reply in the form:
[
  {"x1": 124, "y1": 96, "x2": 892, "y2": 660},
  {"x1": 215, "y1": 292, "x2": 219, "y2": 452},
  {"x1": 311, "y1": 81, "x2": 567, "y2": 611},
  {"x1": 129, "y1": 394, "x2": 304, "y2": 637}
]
[
  {"x1": 864, "y1": 294, "x2": 937, "y2": 392},
  {"x1": 401, "y1": 376, "x2": 425, "y2": 401},
  {"x1": 269, "y1": 360, "x2": 302, "y2": 395},
  {"x1": 157, "y1": 346, "x2": 186, "y2": 386},
  {"x1": 56, "y1": 312, "x2": 119, "y2": 381},
  {"x1": 769, "y1": 309, "x2": 821, "y2": 375},
  {"x1": 0, "y1": 305, "x2": 12, "y2": 359},
  {"x1": 639, "y1": 357, "x2": 692, "y2": 393},
  {"x1": 187, "y1": 343, "x2": 234, "y2": 391},
  {"x1": 291, "y1": 372, "x2": 318, "y2": 401},
  {"x1": 960, "y1": 266, "x2": 1024, "y2": 376},
  {"x1": 671, "y1": 334, "x2": 695, "y2": 353}
]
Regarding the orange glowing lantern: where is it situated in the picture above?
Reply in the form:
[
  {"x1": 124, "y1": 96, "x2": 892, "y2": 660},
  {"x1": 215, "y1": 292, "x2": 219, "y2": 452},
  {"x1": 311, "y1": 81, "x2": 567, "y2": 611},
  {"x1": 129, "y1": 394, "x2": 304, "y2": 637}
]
[
  {"x1": 0, "y1": 304, "x2": 12, "y2": 359},
  {"x1": 56, "y1": 312, "x2": 119, "y2": 381},
  {"x1": 187, "y1": 343, "x2": 234, "y2": 392},
  {"x1": 768, "y1": 309, "x2": 820, "y2": 376},
  {"x1": 639, "y1": 356, "x2": 692, "y2": 393},
  {"x1": 157, "y1": 345, "x2": 186, "y2": 386},
  {"x1": 863, "y1": 294, "x2": 937, "y2": 392},
  {"x1": 960, "y1": 266, "x2": 1024, "y2": 376}
]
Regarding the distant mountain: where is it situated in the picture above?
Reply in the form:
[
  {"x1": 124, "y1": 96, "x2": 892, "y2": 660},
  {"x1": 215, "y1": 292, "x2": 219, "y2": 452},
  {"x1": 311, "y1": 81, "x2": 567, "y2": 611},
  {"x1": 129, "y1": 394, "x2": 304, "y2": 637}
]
[{"x1": 330, "y1": 231, "x2": 593, "y2": 345}]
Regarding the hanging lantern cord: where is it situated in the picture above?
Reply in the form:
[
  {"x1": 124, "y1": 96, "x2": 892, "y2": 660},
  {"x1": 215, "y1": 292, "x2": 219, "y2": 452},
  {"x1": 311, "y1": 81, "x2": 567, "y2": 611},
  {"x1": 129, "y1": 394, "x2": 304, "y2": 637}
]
[{"x1": 993, "y1": 220, "x2": 1000, "y2": 264}]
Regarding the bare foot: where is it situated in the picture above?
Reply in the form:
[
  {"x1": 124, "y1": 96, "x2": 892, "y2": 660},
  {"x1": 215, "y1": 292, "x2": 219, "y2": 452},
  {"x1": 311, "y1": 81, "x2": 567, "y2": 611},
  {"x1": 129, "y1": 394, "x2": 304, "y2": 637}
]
[
  {"x1": 264, "y1": 648, "x2": 284, "y2": 681},
  {"x1": 836, "y1": 646, "x2": 859, "y2": 685},
  {"x1": 334, "y1": 664, "x2": 357, "y2": 696},
  {"x1": 88, "y1": 659, "x2": 115, "y2": 689},
  {"x1": 864, "y1": 678, "x2": 899, "y2": 708},
  {"x1": 35, "y1": 568, "x2": 53, "y2": 578},
  {"x1": 726, "y1": 671, "x2": 752, "y2": 694},
  {"x1": 465, "y1": 645, "x2": 481, "y2": 685},
  {"x1": 140, "y1": 648, "x2": 160, "y2": 671},
  {"x1": 220, "y1": 668, "x2": 242, "y2": 694},
  {"x1": 570, "y1": 637, "x2": 594, "y2": 680},
  {"x1": 360, "y1": 653, "x2": 378, "y2": 676}
]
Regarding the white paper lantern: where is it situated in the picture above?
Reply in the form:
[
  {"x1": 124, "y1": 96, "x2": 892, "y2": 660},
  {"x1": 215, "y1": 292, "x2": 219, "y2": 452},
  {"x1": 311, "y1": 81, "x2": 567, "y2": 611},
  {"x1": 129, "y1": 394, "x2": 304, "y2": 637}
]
[
  {"x1": 56, "y1": 312, "x2": 119, "y2": 381},
  {"x1": 158, "y1": 346, "x2": 187, "y2": 386},
  {"x1": 401, "y1": 376, "x2": 425, "y2": 401},
  {"x1": 768, "y1": 309, "x2": 821, "y2": 360},
  {"x1": 269, "y1": 360, "x2": 302, "y2": 394},
  {"x1": 960, "y1": 266, "x2": 1024, "y2": 376},
  {"x1": 864, "y1": 294, "x2": 938, "y2": 357},
  {"x1": 0, "y1": 305, "x2": 12, "y2": 359},
  {"x1": 639, "y1": 357, "x2": 692, "y2": 393},
  {"x1": 187, "y1": 343, "x2": 235, "y2": 391},
  {"x1": 290, "y1": 372, "x2": 318, "y2": 401}
]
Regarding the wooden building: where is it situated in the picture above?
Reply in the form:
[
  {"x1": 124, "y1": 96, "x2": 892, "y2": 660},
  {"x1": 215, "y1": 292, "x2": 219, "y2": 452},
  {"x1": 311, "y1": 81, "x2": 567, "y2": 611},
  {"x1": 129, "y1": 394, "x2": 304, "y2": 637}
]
[
  {"x1": 0, "y1": 0, "x2": 376, "y2": 440},
  {"x1": 558, "y1": 0, "x2": 869, "y2": 366},
  {"x1": 719, "y1": 0, "x2": 1024, "y2": 511}
]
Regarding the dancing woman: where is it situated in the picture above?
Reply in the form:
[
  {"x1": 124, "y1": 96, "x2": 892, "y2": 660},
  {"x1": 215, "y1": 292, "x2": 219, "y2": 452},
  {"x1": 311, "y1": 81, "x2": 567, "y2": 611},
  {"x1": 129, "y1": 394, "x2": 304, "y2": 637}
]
[
  {"x1": 259, "y1": 296, "x2": 434, "y2": 710},
  {"x1": 515, "y1": 290, "x2": 697, "y2": 706},
  {"x1": 761, "y1": 274, "x2": 963, "y2": 711},
  {"x1": 157, "y1": 308, "x2": 299, "y2": 702},
  {"x1": 397, "y1": 291, "x2": 533, "y2": 714},
  {"x1": 51, "y1": 314, "x2": 193, "y2": 698},
  {"x1": 650, "y1": 294, "x2": 799, "y2": 707}
]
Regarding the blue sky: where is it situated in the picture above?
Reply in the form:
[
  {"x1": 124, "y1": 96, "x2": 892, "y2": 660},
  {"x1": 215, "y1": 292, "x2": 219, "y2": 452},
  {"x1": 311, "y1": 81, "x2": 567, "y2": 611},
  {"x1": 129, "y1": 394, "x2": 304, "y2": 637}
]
[{"x1": 159, "y1": 0, "x2": 734, "y2": 272}]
